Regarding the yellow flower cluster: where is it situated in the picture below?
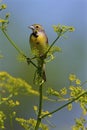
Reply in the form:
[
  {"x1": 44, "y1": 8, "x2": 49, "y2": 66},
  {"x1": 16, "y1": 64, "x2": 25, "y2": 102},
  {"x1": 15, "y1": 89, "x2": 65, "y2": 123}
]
[
  {"x1": 69, "y1": 74, "x2": 81, "y2": 85},
  {"x1": 0, "y1": 111, "x2": 6, "y2": 129},
  {"x1": 34, "y1": 106, "x2": 52, "y2": 117},
  {"x1": 1, "y1": 4, "x2": 7, "y2": 9},
  {"x1": 53, "y1": 24, "x2": 75, "y2": 36},
  {"x1": 1, "y1": 98, "x2": 20, "y2": 107},
  {"x1": 16, "y1": 118, "x2": 49, "y2": 130}
]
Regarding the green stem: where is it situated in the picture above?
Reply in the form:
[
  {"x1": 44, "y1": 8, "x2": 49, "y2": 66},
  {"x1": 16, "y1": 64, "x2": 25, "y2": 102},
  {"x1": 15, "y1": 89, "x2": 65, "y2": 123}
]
[
  {"x1": 41, "y1": 91, "x2": 87, "y2": 119},
  {"x1": 2, "y1": 30, "x2": 26, "y2": 57},
  {"x1": 35, "y1": 84, "x2": 43, "y2": 130},
  {"x1": 34, "y1": 34, "x2": 62, "y2": 129},
  {"x1": 2, "y1": 30, "x2": 38, "y2": 68},
  {"x1": 45, "y1": 34, "x2": 61, "y2": 56},
  {"x1": 27, "y1": 57, "x2": 38, "y2": 68},
  {"x1": 10, "y1": 114, "x2": 14, "y2": 130}
]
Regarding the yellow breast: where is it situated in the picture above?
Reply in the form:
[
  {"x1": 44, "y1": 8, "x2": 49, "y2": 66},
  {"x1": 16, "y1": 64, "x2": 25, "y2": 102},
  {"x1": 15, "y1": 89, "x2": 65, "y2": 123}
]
[{"x1": 30, "y1": 32, "x2": 48, "y2": 55}]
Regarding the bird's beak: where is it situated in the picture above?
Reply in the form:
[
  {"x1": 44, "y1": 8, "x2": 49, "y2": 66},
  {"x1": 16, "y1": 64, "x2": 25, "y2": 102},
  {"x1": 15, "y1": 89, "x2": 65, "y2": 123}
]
[{"x1": 28, "y1": 25, "x2": 34, "y2": 30}]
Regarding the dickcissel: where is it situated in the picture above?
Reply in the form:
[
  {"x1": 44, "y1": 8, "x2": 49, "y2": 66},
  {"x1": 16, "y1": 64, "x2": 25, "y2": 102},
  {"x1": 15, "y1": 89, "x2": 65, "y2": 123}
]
[{"x1": 29, "y1": 24, "x2": 48, "y2": 82}]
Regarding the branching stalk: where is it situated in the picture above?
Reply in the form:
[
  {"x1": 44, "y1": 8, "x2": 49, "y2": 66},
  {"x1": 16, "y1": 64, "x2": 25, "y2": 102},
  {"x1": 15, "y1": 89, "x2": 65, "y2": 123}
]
[
  {"x1": 45, "y1": 33, "x2": 61, "y2": 56},
  {"x1": 35, "y1": 33, "x2": 62, "y2": 130},
  {"x1": 2, "y1": 30, "x2": 38, "y2": 68},
  {"x1": 2, "y1": 30, "x2": 25, "y2": 56},
  {"x1": 41, "y1": 91, "x2": 87, "y2": 119}
]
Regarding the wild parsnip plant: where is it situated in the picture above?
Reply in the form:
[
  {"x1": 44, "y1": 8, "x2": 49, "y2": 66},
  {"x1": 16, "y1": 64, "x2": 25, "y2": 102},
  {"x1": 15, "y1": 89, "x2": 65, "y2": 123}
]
[{"x1": 0, "y1": 3, "x2": 87, "y2": 130}]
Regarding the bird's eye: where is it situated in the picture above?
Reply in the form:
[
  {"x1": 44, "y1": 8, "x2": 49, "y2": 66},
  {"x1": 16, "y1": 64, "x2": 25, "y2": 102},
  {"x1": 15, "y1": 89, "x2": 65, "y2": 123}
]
[{"x1": 36, "y1": 25, "x2": 39, "y2": 28}]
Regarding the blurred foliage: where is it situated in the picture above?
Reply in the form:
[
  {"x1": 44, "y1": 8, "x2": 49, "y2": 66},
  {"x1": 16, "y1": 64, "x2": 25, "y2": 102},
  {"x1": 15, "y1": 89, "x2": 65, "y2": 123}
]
[
  {"x1": 0, "y1": 2, "x2": 87, "y2": 130},
  {"x1": 72, "y1": 117, "x2": 87, "y2": 130},
  {"x1": 47, "y1": 74, "x2": 87, "y2": 114},
  {"x1": 0, "y1": 111, "x2": 6, "y2": 129},
  {"x1": 0, "y1": 71, "x2": 39, "y2": 129},
  {"x1": 0, "y1": 4, "x2": 7, "y2": 11},
  {"x1": 0, "y1": 71, "x2": 39, "y2": 97},
  {"x1": 0, "y1": 71, "x2": 87, "y2": 129},
  {"x1": 16, "y1": 118, "x2": 49, "y2": 130},
  {"x1": 0, "y1": 71, "x2": 50, "y2": 129}
]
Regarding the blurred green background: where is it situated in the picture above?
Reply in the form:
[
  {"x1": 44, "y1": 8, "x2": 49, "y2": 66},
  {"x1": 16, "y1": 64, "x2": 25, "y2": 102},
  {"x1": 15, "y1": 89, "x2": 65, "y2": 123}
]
[{"x1": 0, "y1": 0, "x2": 87, "y2": 130}]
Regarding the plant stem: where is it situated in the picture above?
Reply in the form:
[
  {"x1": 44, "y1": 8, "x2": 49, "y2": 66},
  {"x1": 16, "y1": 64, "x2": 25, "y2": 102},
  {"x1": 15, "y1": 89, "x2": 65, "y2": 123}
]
[
  {"x1": 10, "y1": 114, "x2": 14, "y2": 130},
  {"x1": 35, "y1": 84, "x2": 43, "y2": 130},
  {"x1": 41, "y1": 91, "x2": 87, "y2": 119},
  {"x1": 2, "y1": 30, "x2": 25, "y2": 56},
  {"x1": 2, "y1": 30, "x2": 38, "y2": 68},
  {"x1": 45, "y1": 34, "x2": 61, "y2": 56},
  {"x1": 34, "y1": 33, "x2": 62, "y2": 130}
]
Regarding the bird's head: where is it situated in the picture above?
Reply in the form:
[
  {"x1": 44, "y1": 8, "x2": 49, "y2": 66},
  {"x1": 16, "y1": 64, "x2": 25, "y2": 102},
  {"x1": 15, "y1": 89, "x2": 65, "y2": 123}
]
[{"x1": 29, "y1": 24, "x2": 44, "y2": 35}]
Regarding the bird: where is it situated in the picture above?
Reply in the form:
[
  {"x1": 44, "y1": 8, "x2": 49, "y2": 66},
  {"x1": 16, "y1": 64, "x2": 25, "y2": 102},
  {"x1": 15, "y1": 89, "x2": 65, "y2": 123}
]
[{"x1": 29, "y1": 24, "x2": 48, "y2": 82}]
